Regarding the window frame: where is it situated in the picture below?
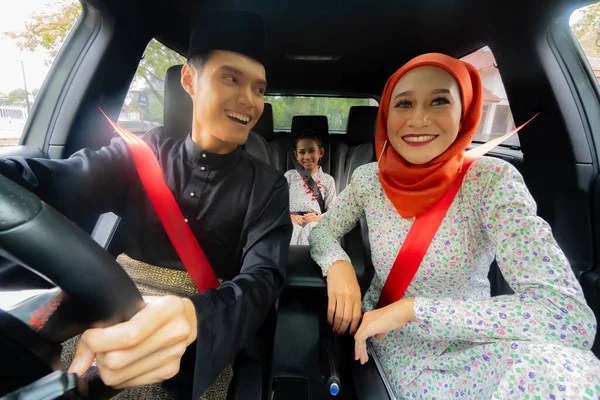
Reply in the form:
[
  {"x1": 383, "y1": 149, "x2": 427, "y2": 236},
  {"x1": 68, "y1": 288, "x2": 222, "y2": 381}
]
[{"x1": 264, "y1": 94, "x2": 378, "y2": 132}]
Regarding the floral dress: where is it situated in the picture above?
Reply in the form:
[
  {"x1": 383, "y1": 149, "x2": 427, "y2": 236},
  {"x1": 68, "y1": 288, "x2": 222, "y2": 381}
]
[
  {"x1": 285, "y1": 167, "x2": 336, "y2": 245},
  {"x1": 309, "y1": 157, "x2": 600, "y2": 399}
]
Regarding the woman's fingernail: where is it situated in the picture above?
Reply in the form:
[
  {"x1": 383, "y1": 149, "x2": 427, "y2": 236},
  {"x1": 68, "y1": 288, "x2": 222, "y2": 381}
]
[
  {"x1": 328, "y1": 320, "x2": 332, "y2": 325},
  {"x1": 68, "y1": 357, "x2": 82, "y2": 375},
  {"x1": 350, "y1": 331, "x2": 355, "y2": 336},
  {"x1": 333, "y1": 329, "x2": 338, "y2": 333}
]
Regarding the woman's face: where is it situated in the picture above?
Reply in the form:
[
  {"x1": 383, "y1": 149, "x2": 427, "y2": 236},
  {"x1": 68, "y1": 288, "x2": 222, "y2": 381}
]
[
  {"x1": 295, "y1": 138, "x2": 324, "y2": 173},
  {"x1": 386, "y1": 66, "x2": 463, "y2": 165}
]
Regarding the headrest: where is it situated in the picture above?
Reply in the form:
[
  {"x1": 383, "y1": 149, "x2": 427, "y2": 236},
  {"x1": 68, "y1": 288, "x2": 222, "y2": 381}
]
[
  {"x1": 252, "y1": 103, "x2": 274, "y2": 141},
  {"x1": 164, "y1": 64, "x2": 192, "y2": 140},
  {"x1": 163, "y1": 64, "x2": 274, "y2": 142},
  {"x1": 345, "y1": 106, "x2": 378, "y2": 146},
  {"x1": 291, "y1": 115, "x2": 329, "y2": 143}
]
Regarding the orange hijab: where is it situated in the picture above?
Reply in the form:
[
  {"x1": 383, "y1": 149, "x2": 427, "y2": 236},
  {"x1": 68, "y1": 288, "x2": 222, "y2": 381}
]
[{"x1": 375, "y1": 53, "x2": 483, "y2": 219}]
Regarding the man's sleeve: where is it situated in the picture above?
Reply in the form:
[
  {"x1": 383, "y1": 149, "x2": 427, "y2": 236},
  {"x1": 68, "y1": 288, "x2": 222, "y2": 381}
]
[
  {"x1": 164, "y1": 175, "x2": 292, "y2": 398},
  {"x1": 0, "y1": 138, "x2": 136, "y2": 225}
]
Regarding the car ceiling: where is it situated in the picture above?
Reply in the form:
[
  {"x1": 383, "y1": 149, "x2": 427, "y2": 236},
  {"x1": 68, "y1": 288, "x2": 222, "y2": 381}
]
[{"x1": 85, "y1": 0, "x2": 597, "y2": 97}]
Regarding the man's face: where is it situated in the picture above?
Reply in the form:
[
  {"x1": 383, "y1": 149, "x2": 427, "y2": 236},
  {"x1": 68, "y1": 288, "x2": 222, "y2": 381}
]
[{"x1": 181, "y1": 50, "x2": 266, "y2": 153}]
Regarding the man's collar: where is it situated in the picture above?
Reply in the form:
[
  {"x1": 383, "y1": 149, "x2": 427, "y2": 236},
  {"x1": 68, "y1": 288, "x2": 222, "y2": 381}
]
[{"x1": 184, "y1": 134, "x2": 240, "y2": 169}]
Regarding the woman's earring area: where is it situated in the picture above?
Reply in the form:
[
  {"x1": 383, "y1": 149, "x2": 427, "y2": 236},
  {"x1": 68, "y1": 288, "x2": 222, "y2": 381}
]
[{"x1": 378, "y1": 140, "x2": 388, "y2": 164}]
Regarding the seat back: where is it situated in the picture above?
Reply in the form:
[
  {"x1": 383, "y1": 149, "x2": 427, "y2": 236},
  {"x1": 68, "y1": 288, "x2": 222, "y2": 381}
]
[
  {"x1": 270, "y1": 115, "x2": 331, "y2": 174},
  {"x1": 292, "y1": 115, "x2": 331, "y2": 174},
  {"x1": 335, "y1": 106, "x2": 378, "y2": 192},
  {"x1": 253, "y1": 103, "x2": 274, "y2": 141},
  {"x1": 163, "y1": 65, "x2": 193, "y2": 140},
  {"x1": 269, "y1": 133, "x2": 296, "y2": 174}
]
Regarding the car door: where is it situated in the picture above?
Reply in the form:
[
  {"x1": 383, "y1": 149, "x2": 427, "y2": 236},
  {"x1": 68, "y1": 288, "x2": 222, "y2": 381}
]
[{"x1": 552, "y1": 1, "x2": 600, "y2": 357}]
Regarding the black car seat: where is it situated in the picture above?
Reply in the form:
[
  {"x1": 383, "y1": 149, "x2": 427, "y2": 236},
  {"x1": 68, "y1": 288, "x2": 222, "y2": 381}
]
[
  {"x1": 269, "y1": 115, "x2": 331, "y2": 174},
  {"x1": 332, "y1": 106, "x2": 378, "y2": 193}
]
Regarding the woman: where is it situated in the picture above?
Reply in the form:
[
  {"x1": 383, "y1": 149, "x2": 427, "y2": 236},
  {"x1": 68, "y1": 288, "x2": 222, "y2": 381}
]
[
  {"x1": 285, "y1": 133, "x2": 336, "y2": 245},
  {"x1": 309, "y1": 53, "x2": 600, "y2": 398}
]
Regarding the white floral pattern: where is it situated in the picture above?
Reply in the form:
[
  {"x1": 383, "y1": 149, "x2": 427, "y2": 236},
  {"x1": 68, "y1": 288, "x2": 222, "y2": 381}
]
[
  {"x1": 285, "y1": 167, "x2": 336, "y2": 245},
  {"x1": 309, "y1": 157, "x2": 600, "y2": 399}
]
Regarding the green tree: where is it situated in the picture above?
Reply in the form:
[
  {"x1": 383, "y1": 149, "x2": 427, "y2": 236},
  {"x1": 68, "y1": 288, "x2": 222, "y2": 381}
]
[
  {"x1": 265, "y1": 96, "x2": 371, "y2": 130},
  {"x1": 4, "y1": 1, "x2": 82, "y2": 64},
  {"x1": 134, "y1": 40, "x2": 186, "y2": 106},
  {"x1": 31, "y1": 88, "x2": 40, "y2": 102},
  {"x1": 2, "y1": 89, "x2": 28, "y2": 106},
  {"x1": 4, "y1": 1, "x2": 185, "y2": 112},
  {"x1": 571, "y1": 3, "x2": 600, "y2": 58}
]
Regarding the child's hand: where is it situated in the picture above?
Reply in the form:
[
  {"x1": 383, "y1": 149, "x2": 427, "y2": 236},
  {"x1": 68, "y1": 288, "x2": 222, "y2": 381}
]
[
  {"x1": 291, "y1": 214, "x2": 305, "y2": 225},
  {"x1": 304, "y1": 213, "x2": 321, "y2": 223}
]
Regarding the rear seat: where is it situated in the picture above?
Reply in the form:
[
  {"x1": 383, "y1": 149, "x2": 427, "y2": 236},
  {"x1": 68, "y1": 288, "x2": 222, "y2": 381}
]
[
  {"x1": 252, "y1": 103, "x2": 275, "y2": 142},
  {"x1": 269, "y1": 132, "x2": 294, "y2": 174},
  {"x1": 269, "y1": 115, "x2": 331, "y2": 174},
  {"x1": 292, "y1": 115, "x2": 331, "y2": 174},
  {"x1": 261, "y1": 107, "x2": 377, "y2": 188},
  {"x1": 333, "y1": 106, "x2": 378, "y2": 192}
]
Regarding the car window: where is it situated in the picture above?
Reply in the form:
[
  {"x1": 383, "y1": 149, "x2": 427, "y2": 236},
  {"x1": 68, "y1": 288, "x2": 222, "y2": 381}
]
[
  {"x1": 0, "y1": 0, "x2": 82, "y2": 147},
  {"x1": 570, "y1": 1, "x2": 600, "y2": 85},
  {"x1": 264, "y1": 96, "x2": 379, "y2": 132},
  {"x1": 460, "y1": 46, "x2": 519, "y2": 147},
  {"x1": 118, "y1": 39, "x2": 186, "y2": 134}
]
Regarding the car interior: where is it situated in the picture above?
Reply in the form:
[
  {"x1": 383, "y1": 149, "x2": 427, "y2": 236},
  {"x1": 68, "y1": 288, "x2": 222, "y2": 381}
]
[{"x1": 1, "y1": 0, "x2": 600, "y2": 399}]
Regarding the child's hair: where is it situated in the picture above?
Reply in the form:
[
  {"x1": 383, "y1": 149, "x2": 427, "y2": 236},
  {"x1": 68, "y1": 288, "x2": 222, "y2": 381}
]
[{"x1": 295, "y1": 129, "x2": 324, "y2": 150}]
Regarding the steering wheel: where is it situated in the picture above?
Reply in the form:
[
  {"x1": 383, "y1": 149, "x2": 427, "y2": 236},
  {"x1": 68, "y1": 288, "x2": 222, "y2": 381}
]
[{"x1": 0, "y1": 173, "x2": 144, "y2": 398}]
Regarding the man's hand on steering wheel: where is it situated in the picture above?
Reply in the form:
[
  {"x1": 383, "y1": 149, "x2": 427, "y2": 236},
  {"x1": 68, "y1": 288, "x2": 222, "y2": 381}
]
[{"x1": 69, "y1": 296, "x2": 197, "y2": 388}]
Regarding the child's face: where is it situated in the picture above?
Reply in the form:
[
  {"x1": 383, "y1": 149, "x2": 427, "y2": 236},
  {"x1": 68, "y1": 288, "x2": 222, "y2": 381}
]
[{"x1": 295, "y1": 138, "x2": 324, "y2": 171}]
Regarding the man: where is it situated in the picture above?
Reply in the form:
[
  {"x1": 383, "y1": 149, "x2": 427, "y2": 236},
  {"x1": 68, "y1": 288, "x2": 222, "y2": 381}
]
[{"x1": 0, "y1": 10, "x2": 291, "y2": 399}]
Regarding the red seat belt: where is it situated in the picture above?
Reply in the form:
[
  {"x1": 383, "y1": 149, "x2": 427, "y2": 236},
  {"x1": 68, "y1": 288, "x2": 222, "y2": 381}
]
[
  {"x1": 376, "y1": 157, "x2": 474, "y2": 308},
  {"x1": 376, "y1": 113, "x2": 539, "y2": 308},
  {"x1": 101, "y1": 109, "x2": 220, "y2": 292}
]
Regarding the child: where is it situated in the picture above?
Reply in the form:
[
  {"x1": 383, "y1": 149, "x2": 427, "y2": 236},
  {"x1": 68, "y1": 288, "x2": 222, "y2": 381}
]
[{"x1": 285, "y1": 133, "x2": 336, "y2": 245}]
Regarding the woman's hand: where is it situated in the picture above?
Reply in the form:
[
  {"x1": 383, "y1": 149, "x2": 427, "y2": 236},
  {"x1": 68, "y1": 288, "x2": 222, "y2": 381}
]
[
  {"x1": 68, "y1": 296, "x2": 197, "y2": 389},
  {"x1": 326, "y1": 261, "x2": 362, "y2": 335},
  {"x1": 353, "y1": 298, "x2": 416, "y2": 365},
  {"x1": 291, "y1": 214, "x2": 305, "y2": 225},
  {"x1": 304, "y1": 213, "x2": 322, "y2": 223}
]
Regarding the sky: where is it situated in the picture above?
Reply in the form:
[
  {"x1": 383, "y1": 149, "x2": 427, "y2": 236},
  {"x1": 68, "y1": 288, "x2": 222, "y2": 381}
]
[
  {"x1": 0, "y1": 2, "x2": 589, "y2": 96},
  {"x1": 0, "y1": 0, "x2": 77, "y2": 95},
  {"x1": 570, "y1": 8, "x2": 584, "y2": 26}
]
